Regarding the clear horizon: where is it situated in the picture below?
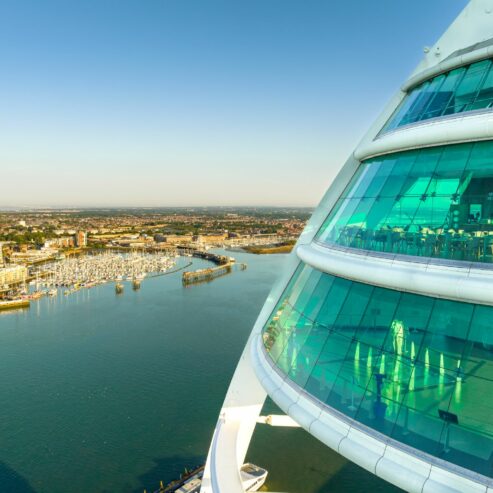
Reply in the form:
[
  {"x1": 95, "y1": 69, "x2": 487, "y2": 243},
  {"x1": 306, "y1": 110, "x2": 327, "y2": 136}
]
[{"x1": 1, "y1": 0, "x2": 466, "y2": 207}]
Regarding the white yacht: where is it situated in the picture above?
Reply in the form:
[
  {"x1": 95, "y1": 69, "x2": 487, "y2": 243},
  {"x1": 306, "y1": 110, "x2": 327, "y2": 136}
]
[
  {"x1": 239, "y1": 463, "x2": 268, "y2": 491},
  {"x1": 172, "y1": 463, "x2": 267, "y2": 493}
]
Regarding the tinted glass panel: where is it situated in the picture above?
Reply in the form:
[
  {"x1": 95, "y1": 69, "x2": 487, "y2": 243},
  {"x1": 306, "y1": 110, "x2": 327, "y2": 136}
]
[
  {"x1": 263, "y1": 263, "x2": 493, "y2": 478},
  {"x1": 316, "y1": 141, "x2": 493, "y2": 264},
  {"x1": 383, "y1": 59, "x2": 493, "y2": 132}
]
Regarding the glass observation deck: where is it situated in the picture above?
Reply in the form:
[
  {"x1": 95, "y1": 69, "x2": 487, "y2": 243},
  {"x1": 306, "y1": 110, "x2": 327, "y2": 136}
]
[
  {"x1": 262, "y1": 263, "x2": 493, "y2": 478},
  {"x1": 382, "y1": 58, "x2": 493, "y2": 133},
  {"x1": 316, "y1": 141, "x2": 493, "y2": 264}
]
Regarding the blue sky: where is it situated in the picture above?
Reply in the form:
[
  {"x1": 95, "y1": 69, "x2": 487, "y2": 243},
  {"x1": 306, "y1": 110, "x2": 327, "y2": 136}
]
[{"x1": 0, "y1": 0, "x2": 466, "y2": 207}]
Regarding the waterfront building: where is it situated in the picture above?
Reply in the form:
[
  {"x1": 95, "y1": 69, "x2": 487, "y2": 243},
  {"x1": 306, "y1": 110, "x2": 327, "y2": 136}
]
[
  {"x1": 192, "y1": 234, "x2": 228, "y2": 246},
  {"x1": 10, "y1": 251, "x2": 54, "y2": 264},
  {"x1": 0, "y1": 265, "x2": 27, "y2": 288},
  {"x1": 75, "y1": 231, "x2": 87, "y2": 248},
  {"x1": 159, "y1": 234, "x2": 194, "y2": 245},
  {"x1": 201, "y1": 2, "x2": 493, "y2": 492},
  {"x1": 44, "y1": 236, "x2": 75, "y2": 249}
]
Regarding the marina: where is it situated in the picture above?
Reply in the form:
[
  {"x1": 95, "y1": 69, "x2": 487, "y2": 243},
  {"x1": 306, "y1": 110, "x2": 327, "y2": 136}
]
[
  {"x1": 38, "y1": 251, "x2": 177, "y2": 290},
  {"x1": 2, "y1": 250, "x2": 247, "y2": 303},
  {"x1": 0, "y1": 251, "x2": 180, "y2": 304}
]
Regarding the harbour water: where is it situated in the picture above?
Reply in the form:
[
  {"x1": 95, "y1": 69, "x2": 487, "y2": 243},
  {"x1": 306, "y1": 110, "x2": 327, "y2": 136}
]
[{"x1": 0, "y1": 250, "x2": 400, "y2": 493}]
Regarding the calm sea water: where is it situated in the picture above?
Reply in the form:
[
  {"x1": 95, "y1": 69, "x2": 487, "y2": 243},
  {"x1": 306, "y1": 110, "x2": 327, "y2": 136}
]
[{"x1": 0, "y1": 250, "x2": 400, "y2": 493}]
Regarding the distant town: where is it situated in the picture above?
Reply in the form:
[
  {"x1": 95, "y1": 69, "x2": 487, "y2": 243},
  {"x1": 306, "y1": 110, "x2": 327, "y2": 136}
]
[{"x1": 0, "y1": 207, "x2": 310, "y2": 306}]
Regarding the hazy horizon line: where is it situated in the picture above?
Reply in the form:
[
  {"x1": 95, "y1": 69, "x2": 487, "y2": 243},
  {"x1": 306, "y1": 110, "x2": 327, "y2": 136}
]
[{"x1": 0, "y1": 204, "x2": 316, "y2": 211}]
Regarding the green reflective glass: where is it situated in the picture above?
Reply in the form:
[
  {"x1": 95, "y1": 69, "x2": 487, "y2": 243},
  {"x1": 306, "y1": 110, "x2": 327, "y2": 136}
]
[
  {"x1": 447, "y1": 60, "x2": 491, "y2": 114},
  {"x1": 317, "y1": 141, "x2": 493, "y2": 263},
  {"x1": 263, "y1": 263, "x2": 493, "y2": 478},
  {"x1": 422, "y1": 68, "x2": 466, "y2": 119},
  {"x1": 383, "y1": 59, "x2": 493, "y2": 131},
  {"x1": 470, "y1": 65, "x2": 493, "y2": 110}
]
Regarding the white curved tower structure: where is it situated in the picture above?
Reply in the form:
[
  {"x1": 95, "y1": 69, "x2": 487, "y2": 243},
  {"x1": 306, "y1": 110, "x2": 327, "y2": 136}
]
[{"x1": 201, "y1": 2, "x2": 493, "y2": 492}]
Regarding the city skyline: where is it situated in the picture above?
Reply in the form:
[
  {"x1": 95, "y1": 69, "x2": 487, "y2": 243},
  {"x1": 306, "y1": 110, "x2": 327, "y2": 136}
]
[{"x1": 2, "y1": 0, "x2": 466, "y2": 207}]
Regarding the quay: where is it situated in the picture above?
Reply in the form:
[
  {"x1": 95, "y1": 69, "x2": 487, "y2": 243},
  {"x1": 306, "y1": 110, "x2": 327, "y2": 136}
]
[{"x1": 151, "y1": 465, "x2": 204, "y2": 493}]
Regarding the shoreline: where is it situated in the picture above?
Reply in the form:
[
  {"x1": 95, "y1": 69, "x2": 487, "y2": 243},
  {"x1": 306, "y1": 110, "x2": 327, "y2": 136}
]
[{"x1": 241, "y1": 243, "x2": 294, "y2": 255}]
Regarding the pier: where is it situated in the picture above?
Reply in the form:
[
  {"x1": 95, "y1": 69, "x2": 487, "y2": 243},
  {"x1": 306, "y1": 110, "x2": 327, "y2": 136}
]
[
  {"x1": 182, "y1": 263, "x2": 233, "y2": 285},
  {"x1": 182, "y1": 250, "x2": 246, "y2": 285}
]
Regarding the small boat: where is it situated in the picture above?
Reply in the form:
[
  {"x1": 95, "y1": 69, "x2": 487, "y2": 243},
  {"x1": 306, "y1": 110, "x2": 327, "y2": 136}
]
[
  {"x1": 0, "y1": 299, "x2": 30, "y2": 311},
  {"x1": 132, "y1": 279, "x2": 141, "y2": 290},
  {"x1": 115, "y1": 282, "x2": 124, "y2": 294},
  {"x1": 48, "y1": 289, "x2": 57, "y2": 297}
]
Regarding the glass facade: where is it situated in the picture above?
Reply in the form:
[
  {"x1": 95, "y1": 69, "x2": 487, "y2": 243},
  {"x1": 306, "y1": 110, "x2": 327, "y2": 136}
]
[
  {"x1": 263, "y1": 262, "x2": 493, "y2": 478},
  {"x1": 383, "y1": 59, "x2": 493, "y2": 132},
  {"x1": 316, "y1": 141, "x2": 493, "y2": 263}
]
